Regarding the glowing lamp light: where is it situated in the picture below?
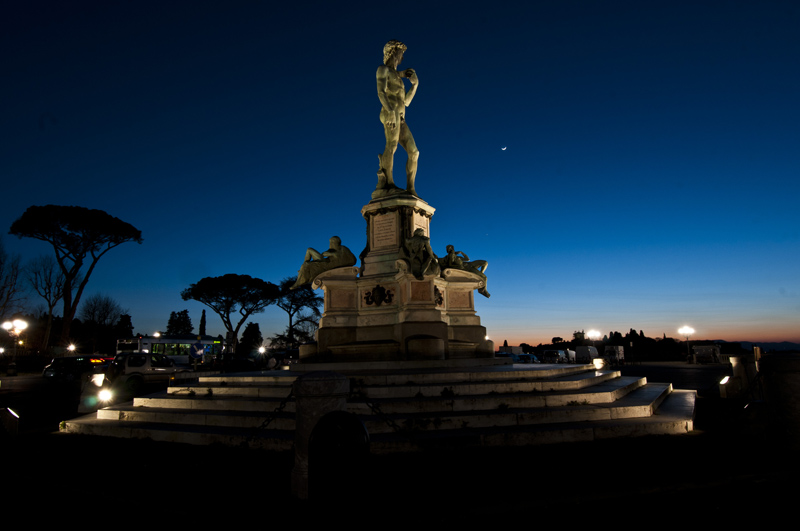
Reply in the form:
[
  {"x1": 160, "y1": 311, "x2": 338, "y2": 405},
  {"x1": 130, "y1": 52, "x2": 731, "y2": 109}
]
[
  {"x1": 720, "y1": 376, "x2": 730, "y2": 385},
  {"x1": 98, "y1": 389, "x2": 113, "y2": 402},
  {"x1": 3, "y1": 319, "x2": 28, "y2": 334},
  {"x1": 678, "y1": 325, "x2": 695, "y2": 358}
]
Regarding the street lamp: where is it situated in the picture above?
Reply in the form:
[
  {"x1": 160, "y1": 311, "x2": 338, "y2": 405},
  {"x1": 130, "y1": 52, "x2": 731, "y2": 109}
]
[
  {"x1": 2, "y1": 319, "x2": 28, "y2": 375},
  {"x1": 678, "y1": 326, "x2": 694, "y2": 359}
]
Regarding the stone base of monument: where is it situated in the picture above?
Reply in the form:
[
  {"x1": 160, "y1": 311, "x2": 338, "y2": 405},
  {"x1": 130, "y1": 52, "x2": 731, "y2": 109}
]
[
  {"x1": 300, "y1": 193, "x2": 494, "y2": 362},
  {"x1": 303, "y1": 266, "x2": 494, "y2": 362}
]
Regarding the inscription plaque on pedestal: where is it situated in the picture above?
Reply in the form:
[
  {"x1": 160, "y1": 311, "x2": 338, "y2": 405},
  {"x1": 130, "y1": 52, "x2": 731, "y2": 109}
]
[{"x1": 372, "y1": 213, "x2": 397, "y2": 249}]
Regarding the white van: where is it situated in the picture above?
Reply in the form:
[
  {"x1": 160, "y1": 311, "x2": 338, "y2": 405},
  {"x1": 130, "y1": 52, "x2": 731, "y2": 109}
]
[{"x1": 575, "y1": 346, "x2": 599, "y2": 364}]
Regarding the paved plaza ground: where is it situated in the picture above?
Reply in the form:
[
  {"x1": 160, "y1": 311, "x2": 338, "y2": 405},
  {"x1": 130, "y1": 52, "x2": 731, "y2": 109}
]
[{"x1": 1, "y1": 361, "x2": 796, "y2": 524}]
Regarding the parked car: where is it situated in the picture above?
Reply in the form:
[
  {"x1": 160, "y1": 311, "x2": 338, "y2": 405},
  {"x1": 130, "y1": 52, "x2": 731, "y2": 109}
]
[
  {"x1": 542, "y1": 350, "x2": 567, "y2": 363},
  {"x1": 105, "y1": 352, "x2": 190, "y2": 393},
  {"x1": 42, "y1": 355, "x2": 112, "y2": 381}
]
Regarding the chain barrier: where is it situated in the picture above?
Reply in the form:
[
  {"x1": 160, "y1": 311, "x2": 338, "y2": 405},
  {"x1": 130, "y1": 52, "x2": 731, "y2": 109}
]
[
  {"x1": 247, "y1": 387, "x2": 294, "y2": 443},
  {"x1": 348, "y1": 378, "x2": 409, "y2": 436}
]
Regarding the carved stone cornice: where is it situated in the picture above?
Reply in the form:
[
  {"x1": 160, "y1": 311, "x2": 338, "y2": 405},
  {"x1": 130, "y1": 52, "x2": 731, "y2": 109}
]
[{"x1": 362, "y1": 204, "x2": 434, "y2": 220}]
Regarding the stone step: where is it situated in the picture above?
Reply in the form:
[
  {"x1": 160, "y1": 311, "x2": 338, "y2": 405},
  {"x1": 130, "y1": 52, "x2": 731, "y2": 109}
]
[
  {"x1": 97, "y1": 403, "x2": 296, "y2": 430},
  {"x1": 61, "y1": 416, "x2": 294, "y2": 451},
  {"x1": 365, "y1": 389, "x2": 696, "y2": 454},
  {"x1": 195, "y1": 364, "x2": 591, "y2": 385},
  {"x1": 348, "y1": 376, "x2": 646, "y2": 414},
  {"x1": 196, "y1": 373, "x2": 299, "y2": 385},
  {"x1": 288, "y1": 357, "x2": 515, "y2": 372},
  {"x1": 94, "y1": 380, "x2": 664, "y2": 434},
  {"x1": 356, "y1": 382, "x2": 671, "y2": 434},
  {"x1": 164, "y1": 366, "x2": 602, "y2": 400},
  {"x1": 344, "y1": 364, "x2": 592, "y2": 386},
  {"x1": 77, "y1": 383, "x2": 680, "y2": 446},
  {"x1": 166, "y1": 383, "x2": 295, "y2": 398},
  {"x1": 61, "y1": 364, "x2": 694, "y2": 453},
  {"x1": 126, "y1": 371, "x2": 625, "y2": 413},
  {"x1": 351, "y1": 369, "x2": 621, "y2": 399},
  {"x1": 134, "y1": 393, "x2": 296, "y2": 412}
]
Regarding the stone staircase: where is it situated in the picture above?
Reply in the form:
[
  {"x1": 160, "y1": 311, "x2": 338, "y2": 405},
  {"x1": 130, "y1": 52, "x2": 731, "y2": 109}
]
[{"x1": 63, "y1": 361, "x2": 695, "y2": 452}]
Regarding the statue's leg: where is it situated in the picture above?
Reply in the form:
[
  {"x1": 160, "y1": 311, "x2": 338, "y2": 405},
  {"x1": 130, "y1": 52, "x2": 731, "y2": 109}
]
[
  {"x1": 380, "y1": 122, "x2": 400, "y2": 189},
  {"x1": 471, "y1": 260, "x2": 488, "y2": 273},
  {"x1": 380, "y1": 146, "x2": 396, "y2": 188},
  {"x1": 399, "y1": 122, "x2": 419, "y2": 195},
  {"x1": 304, "y1": 248, "x2": 323, "y2": 262}
]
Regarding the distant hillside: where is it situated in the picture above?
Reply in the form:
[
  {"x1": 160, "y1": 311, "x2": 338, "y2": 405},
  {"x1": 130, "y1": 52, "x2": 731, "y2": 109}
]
[{"x1": 737, "y1": 341, "x2": 800, "y2": 352}]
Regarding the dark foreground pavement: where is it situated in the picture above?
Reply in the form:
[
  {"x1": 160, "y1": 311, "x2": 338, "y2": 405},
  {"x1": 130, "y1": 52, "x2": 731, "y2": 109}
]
[{"x1": 1, "y1": 362, "x2": 796, "y2": 524}]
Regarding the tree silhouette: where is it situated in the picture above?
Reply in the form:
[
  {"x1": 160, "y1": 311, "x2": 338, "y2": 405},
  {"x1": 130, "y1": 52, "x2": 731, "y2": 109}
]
[
  {"x1": 79, "y1": 293, "x2": 126, "y2": 353},
  {"x1": 273, "y1": 277, "x2": 323, "y2": 350},
  {"x1": 0, "y1": 237, "x2": 23, "y2": 320},
  {"x1": 181, "y1": 274, "x2": 279, "y2": 353},
  {"x1": 9, "y1": 205, "x2": 142, "y2": 344},
  {"x1": 199, "y1": 309, "x2": 207, "y2": 336},
  {"x1": 166, "y1": 309, "x2": 193, "y2": 335},
  {"x1": 114, "y1": 314, "x2": 135, "y2": 339},
  {"x1": 239, "y1": 322, "x2": 263, "y2": 355},
  {"x1": 25, "y1": 255, "x2": 73, "y2": 350}
]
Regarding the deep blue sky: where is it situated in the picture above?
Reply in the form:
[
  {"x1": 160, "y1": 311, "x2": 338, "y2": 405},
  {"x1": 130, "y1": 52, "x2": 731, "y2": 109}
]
[{"x1": 3, "y1": 0, "x2": 799, "y2": 346}]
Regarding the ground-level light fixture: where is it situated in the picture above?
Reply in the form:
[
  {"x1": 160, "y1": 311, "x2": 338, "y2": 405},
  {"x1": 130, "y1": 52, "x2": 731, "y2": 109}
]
[{"x1": 98, "y1": 389, "x2": 113, "y2": 402}]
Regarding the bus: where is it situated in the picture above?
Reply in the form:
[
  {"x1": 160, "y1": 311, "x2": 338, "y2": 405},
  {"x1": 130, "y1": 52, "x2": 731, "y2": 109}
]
[{"x1": 116, "y1": 334, "x2": 224, "y2": 364}]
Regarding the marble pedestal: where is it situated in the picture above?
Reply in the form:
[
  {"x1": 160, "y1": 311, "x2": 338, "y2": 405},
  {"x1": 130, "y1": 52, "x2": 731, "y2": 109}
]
[{"x1": 300, "y1": 192, "x2": 494, "y2": 362}]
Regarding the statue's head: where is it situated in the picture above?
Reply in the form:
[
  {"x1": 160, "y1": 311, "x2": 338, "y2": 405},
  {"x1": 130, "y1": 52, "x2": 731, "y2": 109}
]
[
  {"x1": 413, "y1": 228, "x2": 425, "y2": 237},
  {"x1": 383, "y1": 40, "x2": 407, "y2": 65},
  {"x1": 446, "y1": 245, "x2": 455, "y2": 253},
  {"x1": 329, "y1": 236, "x2": 342, "y2": 247}
]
